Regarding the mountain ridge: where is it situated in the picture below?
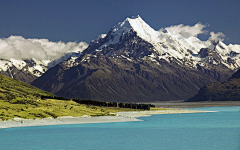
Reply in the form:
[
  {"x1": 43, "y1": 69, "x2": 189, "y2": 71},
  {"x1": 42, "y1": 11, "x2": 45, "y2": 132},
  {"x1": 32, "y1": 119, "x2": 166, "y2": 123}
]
[{"x1": 186, "y1": 69, "x2": 240, "y2": 102}]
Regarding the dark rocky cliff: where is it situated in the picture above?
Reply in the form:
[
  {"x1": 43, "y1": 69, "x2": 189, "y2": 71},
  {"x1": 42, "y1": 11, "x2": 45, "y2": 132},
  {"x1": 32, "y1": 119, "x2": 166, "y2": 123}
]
[{"x1": 186, "y1": 69, "x2": 240, "y2": 102}]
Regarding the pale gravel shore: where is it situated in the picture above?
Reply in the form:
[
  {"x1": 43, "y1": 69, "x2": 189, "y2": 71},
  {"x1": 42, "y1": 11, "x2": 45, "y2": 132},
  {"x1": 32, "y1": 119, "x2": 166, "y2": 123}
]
[
  {"x1": 0, "y1": 109, "x2": 217, "y2": 129},
  {"x1": 148, "y1": 101, "x2": 240, "y2": 108},
  {"x1": 116, "y1": 109, "x2": 217, "y2": 118}
]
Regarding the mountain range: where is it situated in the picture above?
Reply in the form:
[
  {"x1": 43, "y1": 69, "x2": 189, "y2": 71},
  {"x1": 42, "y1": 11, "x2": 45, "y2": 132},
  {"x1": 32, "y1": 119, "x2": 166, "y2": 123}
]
[
  {"x1": 30, "y1": 16, "x2": 239, "y2": 102},
  {"x1": 1, "y1": 16, "x2": 240, "y2": 102}
]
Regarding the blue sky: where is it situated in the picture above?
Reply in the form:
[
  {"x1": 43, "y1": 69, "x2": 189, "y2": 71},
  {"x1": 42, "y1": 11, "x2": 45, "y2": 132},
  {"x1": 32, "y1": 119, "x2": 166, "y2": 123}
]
[{"x1": 0, "y1": 0, "x2": 239, "y2": 44}]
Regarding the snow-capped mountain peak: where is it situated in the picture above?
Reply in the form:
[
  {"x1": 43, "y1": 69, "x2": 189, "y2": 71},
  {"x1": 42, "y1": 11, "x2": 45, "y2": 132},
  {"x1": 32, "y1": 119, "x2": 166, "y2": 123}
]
[
  {"x1": 84, "y1": 15, "x2": 240, "y2": 70},
  {"x1": 111, "y1": 15, "x2": 159, "y2": 43}
]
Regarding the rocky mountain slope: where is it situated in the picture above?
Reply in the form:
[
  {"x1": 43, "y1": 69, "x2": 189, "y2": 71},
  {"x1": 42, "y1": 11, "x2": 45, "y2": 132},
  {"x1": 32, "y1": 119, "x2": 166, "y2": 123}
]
[
  {"x1": 0, "y1": 53, "x2": 83, "y2": 83},
  {"x1": 32, "y1": 16, "x2": 240, "y2": 102},
  {"x1": 186, "y1": 69, "x2": 240, "y2": 101}
]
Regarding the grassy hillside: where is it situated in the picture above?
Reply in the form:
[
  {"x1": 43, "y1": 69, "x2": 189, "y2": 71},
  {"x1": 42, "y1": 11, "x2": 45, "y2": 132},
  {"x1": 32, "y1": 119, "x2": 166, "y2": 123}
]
[
  {"x1": 0, "y1": 74, "x2": 54, "y2": 101},
  {"x1": 0, "y1": 74, "x2": 156, "y2": 120},
  {"x1": 0, "y1": 98, "x2": 136, "y2": 120}
]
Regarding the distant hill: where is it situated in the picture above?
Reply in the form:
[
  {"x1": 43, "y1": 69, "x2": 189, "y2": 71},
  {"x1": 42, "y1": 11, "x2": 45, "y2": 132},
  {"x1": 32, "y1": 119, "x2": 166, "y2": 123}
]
[
  {"x1": 0, "y1": 74, "x2": 54, "y2": 101},
  {"x1": 186, "y1": 70, "x2": 240, "y2": 101}
]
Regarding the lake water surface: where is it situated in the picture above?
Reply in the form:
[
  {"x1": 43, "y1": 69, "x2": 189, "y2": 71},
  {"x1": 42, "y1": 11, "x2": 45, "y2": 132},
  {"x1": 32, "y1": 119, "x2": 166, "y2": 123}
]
[{"x1": 1, "y1": 106, "x2": 239, "y2": 150}]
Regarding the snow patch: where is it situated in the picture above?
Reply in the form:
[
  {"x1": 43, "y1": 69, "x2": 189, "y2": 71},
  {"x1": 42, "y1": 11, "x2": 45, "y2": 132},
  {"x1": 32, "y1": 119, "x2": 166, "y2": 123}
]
[
  {"x1": 0, "y1": 60, "x2": 12, "y2": 71},
  {"x1": 9, "y1": 59, "x2": 26, "y2": 70}
]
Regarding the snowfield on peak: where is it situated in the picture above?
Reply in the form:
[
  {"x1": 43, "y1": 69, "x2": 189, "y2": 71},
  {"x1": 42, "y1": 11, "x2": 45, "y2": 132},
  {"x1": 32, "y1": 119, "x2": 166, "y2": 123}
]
[
  {"x1": 118, "y1": 15, "x2": 159, "y2": 42},
  {"x1": 108, "y1": 15, "x2": 159, "y2": 45}
]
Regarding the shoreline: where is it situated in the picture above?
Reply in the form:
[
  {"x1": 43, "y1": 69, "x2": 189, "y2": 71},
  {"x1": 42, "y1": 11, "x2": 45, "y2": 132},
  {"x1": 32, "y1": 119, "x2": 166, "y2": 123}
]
[
  {"x1": 146, "y1": 101, "x2": 240, "y2": 108},
  {"x1": 0, "y1": 109, "x2": 216, "y2": 129}
]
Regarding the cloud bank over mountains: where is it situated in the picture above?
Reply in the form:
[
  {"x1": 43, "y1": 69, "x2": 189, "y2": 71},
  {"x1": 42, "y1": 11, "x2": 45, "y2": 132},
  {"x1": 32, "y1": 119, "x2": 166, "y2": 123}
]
[
  {"x1": 0, "y1": 23, "x2": 229, "y2": 62},
  {"x1": 0, "y1": 36, "x2": 88, "y2": 61}
]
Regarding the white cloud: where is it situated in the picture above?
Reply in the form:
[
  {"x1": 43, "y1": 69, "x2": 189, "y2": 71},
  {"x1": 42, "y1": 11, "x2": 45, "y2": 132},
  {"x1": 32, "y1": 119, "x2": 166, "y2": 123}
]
[
  {"x1": 0, "y1": 36, "x2": 88, "y2": 61},
  {"x1": 208, "y1": 32, "x2": 225, "y2": 42},
  {"x1": 160, "y1": 23, "x2": 207, "y2": 38}
]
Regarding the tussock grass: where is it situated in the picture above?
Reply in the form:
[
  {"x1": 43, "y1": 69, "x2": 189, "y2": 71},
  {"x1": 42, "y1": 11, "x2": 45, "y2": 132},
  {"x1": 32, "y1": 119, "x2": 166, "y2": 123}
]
[
  {"x1": 0, "y1": 74, "x2": 54, "y2": 101},
  {"x1": 0, "y1": 98, "x2": 138, "y2": 120}
]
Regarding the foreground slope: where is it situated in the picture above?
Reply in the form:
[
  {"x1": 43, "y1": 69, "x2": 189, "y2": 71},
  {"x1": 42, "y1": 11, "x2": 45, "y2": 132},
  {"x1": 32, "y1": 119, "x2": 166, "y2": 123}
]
[
  {"x1": 32, "y1": 16, "x2": 239, "y2": 102},
  {"x1": 0, "y1": 74, "x2": 144, "y2": 120},
  {"x1": 0, "y1": 74, "x2": 54, "y2": 100},
  {"x1": 187, "y1": 69, "x2": 240, "y2": 101},
  {"x1": 0, "y1": 98, "x2": 138, "y2": 120}
]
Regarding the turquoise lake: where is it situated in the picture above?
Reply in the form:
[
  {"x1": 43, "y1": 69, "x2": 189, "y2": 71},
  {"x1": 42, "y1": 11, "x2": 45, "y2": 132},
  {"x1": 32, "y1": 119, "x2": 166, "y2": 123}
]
[{"x1": 0, "y1": 106, "x2": 239, "y2": 150}]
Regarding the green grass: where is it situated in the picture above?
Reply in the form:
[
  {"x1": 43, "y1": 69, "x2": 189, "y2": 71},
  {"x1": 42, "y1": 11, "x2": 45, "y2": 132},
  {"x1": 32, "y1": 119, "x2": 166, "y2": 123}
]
[
  {"x1": 0, "y1": 74, "x2": 54, "y2": 101},
  {"x1": 0, "y1": 98, "x2": 143, "y2": 120}
]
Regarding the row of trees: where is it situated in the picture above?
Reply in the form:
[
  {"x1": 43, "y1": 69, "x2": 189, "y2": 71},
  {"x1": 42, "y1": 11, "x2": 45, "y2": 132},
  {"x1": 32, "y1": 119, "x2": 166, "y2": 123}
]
[
  {"x1": 41, "y1": 95, "x2": 69, "y2": 100},
  {"x1": 72, "y1": 99, "x2": 153, "y2": 110},
  {"x1": 40, "y1": 96, "x2": 155, "y2": 110}
]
